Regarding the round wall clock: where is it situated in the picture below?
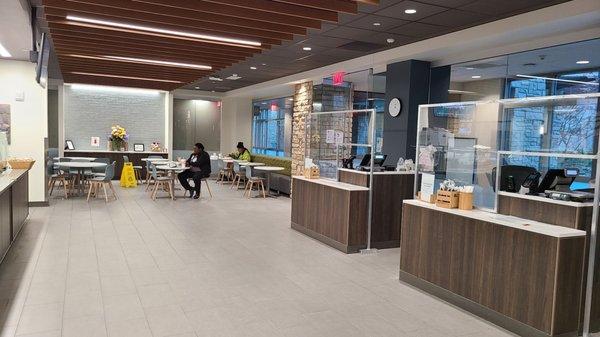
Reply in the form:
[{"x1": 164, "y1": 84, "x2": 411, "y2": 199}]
[{"x1": 389, "y1": 98, "x2": 402, "y2": 117}]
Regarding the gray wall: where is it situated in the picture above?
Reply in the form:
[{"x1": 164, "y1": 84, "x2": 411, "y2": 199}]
[
  {"x1": 64, "y1": 86, "x2": 166, "y2": 151},
  {"x1": 47, "y1": 89, "x2": 58, "y2": 148},
  {"x1": 173, "y1": 98, "x2": 221, "y2": 152}
]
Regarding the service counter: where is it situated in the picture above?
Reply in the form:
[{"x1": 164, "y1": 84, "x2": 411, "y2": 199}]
[
  {"x1": 0, "y1": 169, "x2": 30, "y2": 262},
  {"x1": 400, "y1": 199, "x2": 587, "y2": 337},
  {"x1": 64, "y1": 150, "x2": 168, "y2": 179},
  {"x1": 291, "y1": 169, "x2": 414, "y2": 253}
]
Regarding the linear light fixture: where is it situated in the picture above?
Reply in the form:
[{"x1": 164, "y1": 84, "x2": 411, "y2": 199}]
[
  {"x1": 66, "y1": 15, "x2": 261, "y2": 48},
  {"x1": 516, "y1": 74, "x2": 599, "y2": 86},
  {"x1": 103, "y1": 55, "x2": 211, "y2": 70},
  {"x1": 68, "y1": 83, "x2": 162, "y2": 95},
  {"x1": 0, "y1": 42, "x2": 11, "y2": 58},
  {"x1": 65, "y1": 54, "x2": 210, "y2": 70},
  {"x1": 70, "y1": 71, "x2": 182, "y2": 83}
]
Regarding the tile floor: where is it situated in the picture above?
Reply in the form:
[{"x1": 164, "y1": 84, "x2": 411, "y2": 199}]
[{"x1": 0, "y1": 181, "x2": 517, "y2": 337}]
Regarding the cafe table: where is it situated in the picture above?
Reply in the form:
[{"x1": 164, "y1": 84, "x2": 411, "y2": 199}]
[
  {"x1": 141, "y1": 158, "x2": 169, "y2": 162},
  {"x1": 58, "y1": 162, "x2": 107, "y2": 196},
  {"x1": 155, "y1": 164, "x2": 187, "y2": 199},
  {"x1": 253, "y1": 166, "x2": 284, "y2": 197}
]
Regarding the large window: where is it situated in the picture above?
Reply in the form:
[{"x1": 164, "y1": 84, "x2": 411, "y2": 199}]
[{"x1": 252, "y1": 97, "x2": 292, "y2": 157}]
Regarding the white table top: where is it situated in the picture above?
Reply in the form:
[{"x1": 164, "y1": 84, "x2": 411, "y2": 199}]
[
  {"x1": 403, "y1": 199, "x2": 586, "y2": 238},
  {"x1": 293, "y1": 176, "x2": 369, "y2": 191},
  {"x1": 255, "y1": 166, "x2": 284, "y2": 171},
  {"x1": 65, "y1": 150, "x2": 168, "y2": 155},
  {"x1": 54, "y1": 157, "x2": 96, "y2": 161},
  {"x1": 155, "y1": 165, "x2": 186, "y2": 171},
  {"x1": 239, "y1": 162, "x2": 266, "y2": 167},
  {"x1": 141, "y1": 158, "x2": 169, "y2": 162},
  {"x1": 58, "y1": 162, "x2": 107, "y2": 169}
]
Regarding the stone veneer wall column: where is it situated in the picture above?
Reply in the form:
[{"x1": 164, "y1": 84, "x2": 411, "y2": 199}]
[{"x1": 291, "y1": 81, "x2": 313, "y2": 176}]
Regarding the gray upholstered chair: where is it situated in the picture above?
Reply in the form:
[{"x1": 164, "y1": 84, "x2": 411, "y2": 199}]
[
  {"x1": 149, "y1": 164, "x2": 175, "y2": 200},
  {"x1": 87, "y1": 161, "x2": 117, "y2": 202}
]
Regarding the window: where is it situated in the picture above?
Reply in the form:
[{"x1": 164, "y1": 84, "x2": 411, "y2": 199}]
[{"x1": 252, "y1": 97, "x2": 292, "y2": 157}]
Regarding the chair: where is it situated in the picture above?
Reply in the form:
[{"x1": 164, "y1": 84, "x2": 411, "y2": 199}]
[
  {"x1": 243, "y1": 166, "x2": 266, "y2": 198},
  {"x1": 183, "y1": 176, "x2": 213, "y2": 199},
  {"x1": 150, "y1": 165, "x2": 175, "y2": 200},
  {"x1": 145, "y1": 156, "x2": 163, "y2": 185},
  {"x1": 217, "y1": 160, "x2": 233, "y2": 184},
  {"x1": 47, "y1": 160, "x2": 69, "y2": 199},
  {"x1": 230, "y1": 162, "x2": 246, "y2": 190},
  {"x1": 85, "y1": 158, "x2": 110, "y2": 179},
  {"x1": 123, "y1": 155, "x2": 143, "y2": 184},
  {"x1": 87, "y1": 161, "x2": 118, "y2": 202}
]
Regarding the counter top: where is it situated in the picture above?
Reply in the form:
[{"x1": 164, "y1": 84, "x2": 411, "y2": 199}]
[
  {"x1": 0, "y1": 169, "x2": 29, "y2": 194},
  {"x1": 337, "y1": 168, "x2": 415, "y2": 175},
  {"x1": 498, "y1": 191, "x2": 594, "y2": 207},
  {"x1": 404, "y1": 199, "x2": 586, "y2": 238},
  {"x1": 65, "y1": 150, "x2": 168, "y2": 155},
  {"x1": 293, "y1": 176, "x2": 369, "y2": 191}
]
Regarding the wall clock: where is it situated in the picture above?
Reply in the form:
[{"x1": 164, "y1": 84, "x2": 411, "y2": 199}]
[{"x1": 389, "y1": 98, "x2": 402, "y2": 117}]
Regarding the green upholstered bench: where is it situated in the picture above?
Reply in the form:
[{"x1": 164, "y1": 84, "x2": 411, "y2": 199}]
[{"x1": 251, "y1": 155, "x2": 291, "y2": 195}]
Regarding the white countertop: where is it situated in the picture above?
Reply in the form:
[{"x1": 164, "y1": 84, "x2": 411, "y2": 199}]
[
  {"x1": 404, "y1": 199, "x2": 586, "y2": 238},
  {"x1": 0, "y1": 169, "x2": 29, "y2": 194},
  {"x1": 338, "y1": 168, "x2": 415, "y2": 175},
  {"x1": 293, "y1": 176, "x2": 369, "y2": 191},
  {"x1": 498, "y1": 191, "x2": 594, "y2": 207},
  {"x1": 65, "y1": 150, "x2": 168, "y2": 154}
]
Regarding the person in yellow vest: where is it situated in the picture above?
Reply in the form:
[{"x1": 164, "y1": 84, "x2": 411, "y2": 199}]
[{"x1": 232, "y1": 142, "x2": 251, "y2": 161}]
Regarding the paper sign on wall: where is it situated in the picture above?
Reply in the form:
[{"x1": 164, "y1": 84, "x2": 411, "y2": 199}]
[
  {"x1": 335, "y1": 131, "x2": 344, "y2": 145},
  {"x1": 325, "y1": 130, "x2": 335, "y2": 144},
  {"x1": 91, "y1": 137, "x2": 100, "y2": 147}
]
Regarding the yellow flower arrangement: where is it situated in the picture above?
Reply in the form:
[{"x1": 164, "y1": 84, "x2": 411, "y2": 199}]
[{"x1": 109, "y1": 125, "x2": 129, "y2": 150}]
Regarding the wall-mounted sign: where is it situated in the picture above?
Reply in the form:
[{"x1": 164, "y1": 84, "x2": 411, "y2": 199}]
[
  {"x1": 90, "y1": 137, "x2": 100, "y2": 147},
  {"x1": 335, "y1": 131, "x2": 344, "y2": 145},
  {"x1": 326, "y1": 129, "x2": 335, "y2": 144},
  {"x1": 332, "y1": 71, "x2": 345, "y2": 86}
]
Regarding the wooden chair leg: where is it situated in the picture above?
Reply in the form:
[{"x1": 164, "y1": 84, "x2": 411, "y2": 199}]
[
  {"x1": 108, "y1": 182, "x2": 118, "y2": 200},
  {"x1": 168, "y1": 181, "x2": 174, "y2": 200},
  {"x1": 260, "y1": 181, "x2": 266, "y2": 198},
  {"x1": 152, "y1": 181, "x2": 159, "y2": 200},
  {"x1": 102, "y1": 183, "x2": 109, "y2": 202},
  {"x1": 205, "y1": 180, "x2": 213, "y2": 198},
  {"x1": 87, "y1": 182, "x2": 94, "y2": 201},
  {"x1": 49, "y1": 178, "x2": 56, "y2": 195}
]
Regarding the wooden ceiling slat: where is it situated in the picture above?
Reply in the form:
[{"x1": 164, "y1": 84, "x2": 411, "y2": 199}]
[
  {"x1": 131, "y1": 0, "x2": 322, "y2": 29},
  {"x1": 50, "y1": 32, "x2": 256, "y2": 59},
  {"x1": 274, "y1": 0, "x2": 358, "y2": 14},
  {"x1": 64, "y1": 74, "x2": 182, "y2": 90},
  {"x1": 198, "y1": 0, "x2": 339, "y2": 22},
  {"x1": 48, "y1": 0, "x2": 307, "y2": 35},
  {"x1": 47, "y1": 22, "x2": 268, "y2": 54},
  {"x1": 60, "y1": 67, "x2": 207, "y2": 82},
  {"x1": 52, "y1": 41, "x2": 240, "y2": 67},
  {"x1": 44, "y1": 8, "x2": 293, "y2": 43}
]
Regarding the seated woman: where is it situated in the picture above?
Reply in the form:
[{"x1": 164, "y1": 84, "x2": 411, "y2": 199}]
[
  {"x1": 232, "y1": 142, "x2": 251, "y2": 161},
  {"x1": 178, "y1": 143, "x2": 211, "y2": 199}
]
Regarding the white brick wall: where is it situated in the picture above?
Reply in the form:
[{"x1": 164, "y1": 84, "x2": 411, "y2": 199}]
[{"x1": 64, "y1": 86, "x2": 166, "y2": 150}]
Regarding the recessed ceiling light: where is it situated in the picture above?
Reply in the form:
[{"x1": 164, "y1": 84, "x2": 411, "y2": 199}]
[
  {"x1": 303, "y1": 47, "x2": 312, "y2": 51},
  {"x1": 250, "y1": 66, "x2": 257, "y2": 70},
  {"x1": 65, "y1": 15, "x2": 261, "y2": 48},
  {"x1": 465, "y1": 67, "x2": 475, "y2": 70},
  {"x1": 261, "y1": 63, "x2": 267, "y2": 66},
  {"x1": 471, "y1": 75, "x2": 482, "y2": 79},
  {"x1": 211, "y1": 90, "x2": 215, "y2": 93},
  {"x1": 576, "y1": 60, "x2": 590, "y2": 64},
  {"x1": 0, "y1": 42, "x2": 11, "y2": 58},
  {"x1": 69, "y1": 72, "x2": 182, "y2": 83},
  {"x1": 195, "y1": 86, "x2": 200, "y2": 89},
  {"x1": 386, "y1": 38, "x2": 395, "y2": 44},
  {"x1": 373, "y1": 22, "x2": 381, "y2": 26},
  {"x1": 404, "y1": 9, "x2": 417, "y2": 14}
]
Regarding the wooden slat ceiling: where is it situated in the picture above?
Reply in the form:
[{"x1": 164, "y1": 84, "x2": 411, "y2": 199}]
[{"x1": 42, "y1": 0, "x2": 379, "y2": 91}]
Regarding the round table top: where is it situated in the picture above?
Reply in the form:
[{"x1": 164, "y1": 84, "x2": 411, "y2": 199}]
[
  {"x1": 238, "y1": 162, "x2": 265, "y2": 167},
  {"x1": 54, "y1": 157, "x2": 96, "y2": 161},
  {"x1": 254, "y1": 166, "x2": 285, "y2": 171},
  {"x1": 141, "y1": 157, "x2": 169, "y2": 162},
  {"x1": 155, "y1": 165, "x2": 187, "y2": 171},
  {"x1": 58, "y1": 162, "x2": 107, "y2": 169},
  {"x1": 221, "y1": 159, "x2": 234, "y2": 163}
]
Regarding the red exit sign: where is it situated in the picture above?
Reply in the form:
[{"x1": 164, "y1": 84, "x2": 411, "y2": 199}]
[{"x1": 332, "y1": 71, "x2": 345, "y2": 86}]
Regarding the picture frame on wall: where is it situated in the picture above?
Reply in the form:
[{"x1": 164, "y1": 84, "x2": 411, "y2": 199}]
[
  {"x1": 65, "y1": 140, "x2": 75, "y2": 150},
  {"x1": 133, "y1": 143, "x2": 145, "y2": 152}
]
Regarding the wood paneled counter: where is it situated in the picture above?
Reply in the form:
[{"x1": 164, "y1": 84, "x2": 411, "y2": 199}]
[
  {"x1": 64, "y1": 150, "x2": 168, "y2": 180},
  {"x1": 0, "y1": 169, "x2": 29, "y2": 262},
  {"x1": 400, "y1": 200, "x2": 586, "y2": 337}
]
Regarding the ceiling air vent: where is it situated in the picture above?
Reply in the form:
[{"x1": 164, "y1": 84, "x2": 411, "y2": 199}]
[
  {"x1": 338, "y1": 41, "x2": 386, "y2": 52},
  {"x1": 226, "y1": 74, "x2": 242, "y2": 80}
]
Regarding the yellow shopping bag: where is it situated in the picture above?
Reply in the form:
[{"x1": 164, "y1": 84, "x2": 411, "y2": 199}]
[{"x1": 120, "y1": 162, "x2": 138, "y2": 188}]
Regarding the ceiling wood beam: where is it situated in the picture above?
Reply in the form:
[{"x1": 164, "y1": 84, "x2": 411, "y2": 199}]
[
  {"x1": 131, "y1": 0, "x2": 323, "y2": 29},
  {"x1": 274, "y1": 0, "x2": 358, "y2": 14},
  {"x1": 60, "y1": 65, "x2": 208, "y2": 81},
  {"x1": 44, "y1": 8, "x2": 293, "y2": 43},
  {"x1": 46, "y1": 0, "x2": 307, "y2": 35},
  {"x1": 63, "y1": 74, "x2": 182, "y2": 90},
  {"x1": 197, "y1": 0, "x2": 339, "y2": 22}
]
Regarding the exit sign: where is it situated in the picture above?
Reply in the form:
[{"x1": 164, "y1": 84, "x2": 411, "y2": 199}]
[{"x1": 332, "y1": 71, "x2": 345, "y2": 86}]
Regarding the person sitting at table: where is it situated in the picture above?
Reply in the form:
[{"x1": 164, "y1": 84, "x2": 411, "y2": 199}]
[
  {"x1": 178, "y1": 142, "x2": 211, "y2": 199},
  {"x1": 231, "y1": 142, "x2": 251, "y2": 161}
]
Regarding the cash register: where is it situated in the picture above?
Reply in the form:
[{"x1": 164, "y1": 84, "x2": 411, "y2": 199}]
[{"x1": 538, "y1": 168, "x2": 594, "y2": 202}]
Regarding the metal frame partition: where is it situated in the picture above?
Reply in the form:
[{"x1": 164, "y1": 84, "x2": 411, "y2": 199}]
[
  {"x1": 304, "y1": 108, "x2": 378, "y2": 253},
  {"x1": 413, "y1": 93, "x2": 600, "y2": 336}
]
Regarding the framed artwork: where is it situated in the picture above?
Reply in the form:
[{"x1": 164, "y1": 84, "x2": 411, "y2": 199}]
[
  {"x1": 91, "y1": 137, "x2": 100, "y2": 147},
  {"x1": 133, "y1": 143, "x2": 145, "y2": 152},
  {"x1": 65, "y1": 140, "x2": 75, "y2": 150},
  {"x1": 0, "y1": 104, "x2": 10, "y2": 144}
]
